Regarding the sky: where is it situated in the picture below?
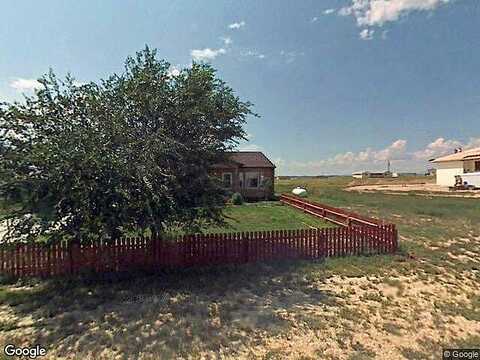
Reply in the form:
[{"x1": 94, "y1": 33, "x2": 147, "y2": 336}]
[{"x1": 1, "y1": 0, "x2": 479, "y2": 175}]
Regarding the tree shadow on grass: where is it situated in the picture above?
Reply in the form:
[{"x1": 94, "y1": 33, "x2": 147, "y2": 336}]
[{"x1": 1, "y1": 260, "x2": 340, "y2": 359}]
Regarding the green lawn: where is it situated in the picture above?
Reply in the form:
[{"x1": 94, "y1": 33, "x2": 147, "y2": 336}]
[
  {"x1": 206, "y1": 201, "x2": 334, "y2": 233},
  {"x1": 276, "y1": 176, "x2": 479, "y2": 248}
]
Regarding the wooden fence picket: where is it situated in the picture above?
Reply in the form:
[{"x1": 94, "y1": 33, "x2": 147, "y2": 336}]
[{"x1": 0, "y1": 197, "x2": 398, "y2": 278}]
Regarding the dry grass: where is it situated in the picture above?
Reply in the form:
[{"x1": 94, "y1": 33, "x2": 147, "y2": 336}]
[{"x1": 0, "y1": 176, "x2": 479, "y2": 359}]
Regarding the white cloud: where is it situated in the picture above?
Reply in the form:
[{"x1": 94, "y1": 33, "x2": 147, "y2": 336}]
[
  {"x1": 275, "y1": 136, "x2": 480, "y2": 175},
  {"x1": 338, "y1": 7, "x2": 353, "y2": 17},
  {"x1": 359, "y1": 28, "x2": 375, "y2": 40},
  {"x1": 190, "y1": 48, "x2": 226, "y2": 61},
  {"x1": 375, "y1": 139, "x2": 408, "y2": 160},
  {"x1": 326, "y1": 139, "x2": 408, "y2": 165},
  {"x1": 339, "y1": 0, "x2": 450, "y2": 27},
  {"x1": 413, "y1": 136, "x2": 480, "y2": 161},
  {"x1": 466, "y1": 137, "x2": 480, "y2": 149},
  {"x1": 279, "y1": 139, "x2": 408, "y2": 174},
  {"x1": 242, "y1": 50, "x2": 266, "y2": 59},
  {"x1": 221, "y1": 37, "x2": 233, "y2": 46},
  {"x1": 9, "y1": 78, "x2": 43, "y2": 91},
  {"x1": 228, "y1": 21, "x2": 246, "y2": 29},
  {"x1": 313, "y1": 9, "x2": 336, "y2": 22},
  {"x1": 280, "y1": 50, "x2": 305, "y2": 64},
  {"x1": 413, "y1": 137, "x2": 462, "y2": 160}
]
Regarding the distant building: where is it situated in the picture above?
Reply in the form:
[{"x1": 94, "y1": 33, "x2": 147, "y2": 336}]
[
  {"x1": 398, "y1": 172, "x2": 418, "y2": 177},
  {"x1": 430, "y1": 147, "x2": 480, "y2": 186},
  {"x1": 370, "y1": 172, "x2": 391, "y2": 178},
  {"x1": 352, "y1": 171, "x2": 392, "y2": 179}
]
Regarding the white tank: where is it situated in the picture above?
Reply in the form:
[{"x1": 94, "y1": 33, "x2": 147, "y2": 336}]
[{"x1": 292, "y1": 187, "x2": 308, "y2": 197}]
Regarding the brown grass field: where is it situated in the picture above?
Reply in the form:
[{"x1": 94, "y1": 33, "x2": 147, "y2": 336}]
[{"x1": 0, "y1": 176, "x2": 479, "y2": 359}]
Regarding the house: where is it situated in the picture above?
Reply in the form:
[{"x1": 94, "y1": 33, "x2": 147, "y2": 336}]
[
  {"x1": 431, "y1": 147, "x2": 480, "y2": 186},
  {"x1": 211, "y1": 151, "x2": 275, "y2": 200}
]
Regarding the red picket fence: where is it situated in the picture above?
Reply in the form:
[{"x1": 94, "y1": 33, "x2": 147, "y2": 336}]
[
  {"x1": 280, "y1": 194, "x2": 384, "y2": 228},
  {"x1": 0, "y1": 225, "x2": 398, "y2": 278}
]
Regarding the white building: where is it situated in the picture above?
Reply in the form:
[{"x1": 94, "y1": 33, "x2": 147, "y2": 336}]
[
  {"x1": 351, "y1": 171, "x2": 391, "y2": 179},
  {"x1": 431, "y1": 147, "x2": 480, "y2": 186}
]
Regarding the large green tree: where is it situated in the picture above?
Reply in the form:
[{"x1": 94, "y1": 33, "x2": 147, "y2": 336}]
[{"x1": 0, "y1": 47, "x2": 253, "y2": 243}]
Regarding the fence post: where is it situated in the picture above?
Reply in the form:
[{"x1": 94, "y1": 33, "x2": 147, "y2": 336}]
[
  {"x1": 393, "y1": 225, "x2": 398, "y2": 252},
  {"x1": 151, "y1": 234, "x2": 157, "y2": 270},
  {"x1": 69, "y1": 242, "x2": 77, "y2": 275},
  {"x1": 316, "y1": 228, "x2": 321, "y2": 259},
  {"x1": 242, "y1": 232, "x2": 249, "y2": 263},
  {"x1": 0, "y1": 245, "x2": 4, "y2": 273}
]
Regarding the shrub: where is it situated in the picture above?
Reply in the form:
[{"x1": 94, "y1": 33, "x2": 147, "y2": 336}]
[
  {"x1": 231, "y1": 193, "x2": 244, "y2": 205},
  {"x1": 270, "y1": 193, "x2": 281, "y2": 201}
]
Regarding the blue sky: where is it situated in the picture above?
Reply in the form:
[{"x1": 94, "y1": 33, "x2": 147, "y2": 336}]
[{"x1": 1, "y1": 0, "x2": 479, "y2": 175}]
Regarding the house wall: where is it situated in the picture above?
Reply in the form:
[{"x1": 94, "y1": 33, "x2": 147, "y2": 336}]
[
  {"x1": 211, "y1": 166, "x2": 240, "y2": 191},
  {"x1": 239, "y1": 167, "x2": 275, "y2": 200},
  {"x1": 463, "y1": 159, "x2": 480, "y2": 173},
  {"x1": 435, "y1": 161, "x2": 464, "y2": 186},
  {"x1": 212, "y1": 167, "x2": 275, "y2": 200},
  {"x1": 464, "y1": 160, "x2": 474, "y2": 173}
]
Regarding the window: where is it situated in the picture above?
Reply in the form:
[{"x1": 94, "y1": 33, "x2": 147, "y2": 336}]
[
  {"x1": 222, "y1": 173, "x2": 232, "y2": 188},
  {"x1": 475, "y1": 161, "x2": 480, "y2": 172},
  {"x1": 246, "y1": 172, "x2": 259, "y2": 188}
]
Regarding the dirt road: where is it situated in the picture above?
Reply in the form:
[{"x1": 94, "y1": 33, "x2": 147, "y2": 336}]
[{"x1": 345, "y1": 183, "x2": 480, "y2": 198}]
